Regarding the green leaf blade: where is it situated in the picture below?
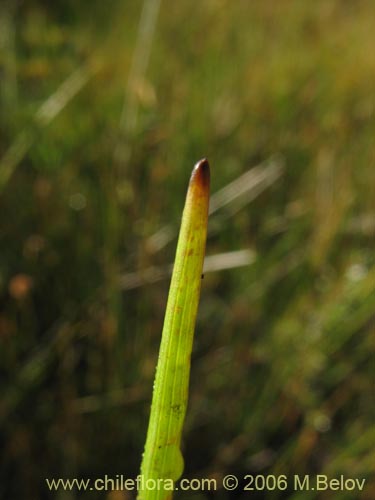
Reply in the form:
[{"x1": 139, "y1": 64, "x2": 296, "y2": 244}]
[{"x1": 139, "y1": 159, "x2": 210, "y2": 500}]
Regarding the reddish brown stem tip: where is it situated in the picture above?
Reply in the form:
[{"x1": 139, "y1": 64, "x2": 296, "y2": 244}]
[{"x1": 190, "y1": 158, "x2": 210, "y2": 192}]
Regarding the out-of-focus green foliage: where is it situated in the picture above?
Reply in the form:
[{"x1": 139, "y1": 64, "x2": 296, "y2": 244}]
[{"x1": 0, "y1": 1, "x2": 374, "y2": 499}]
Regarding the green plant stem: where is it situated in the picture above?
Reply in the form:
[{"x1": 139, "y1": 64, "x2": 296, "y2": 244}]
[{"x1": 138, "y1": 159, "x2": 210, "y2": 500}]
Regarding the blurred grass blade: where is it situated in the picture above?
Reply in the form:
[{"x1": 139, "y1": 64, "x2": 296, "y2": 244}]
[
  {"x1": 0, "y1": 65, "x2": 94, "y2": 193},
  {"x1": 139, "y1": 159, "x2": 210, "y2": 500},
  {"x1": 208, "y1": 154, "x2": 283, "y2": 215},
  {"x1": 119, "y1": 249, "x2": 256, "y2": 290},
  {"x1": 114, "y1": 0, "x2": 161, "y2": 166},
  {"x1": 146, "y1": 155, "x2": 284, "y2": 253}
]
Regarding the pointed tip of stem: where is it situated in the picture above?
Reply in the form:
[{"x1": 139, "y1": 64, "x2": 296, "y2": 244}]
[{"x1": 190, "y1": 158, "x2": 210, "y2": 192}]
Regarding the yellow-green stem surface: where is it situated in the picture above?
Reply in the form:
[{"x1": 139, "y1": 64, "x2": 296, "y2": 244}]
[{"x1": 138, "y1": 159, "x2": 210, "y2": 500}]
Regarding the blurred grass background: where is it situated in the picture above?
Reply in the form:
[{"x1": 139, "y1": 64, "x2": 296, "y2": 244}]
[{"x1": 0, "y1": 0, "x2": 374, "y2": 499}]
